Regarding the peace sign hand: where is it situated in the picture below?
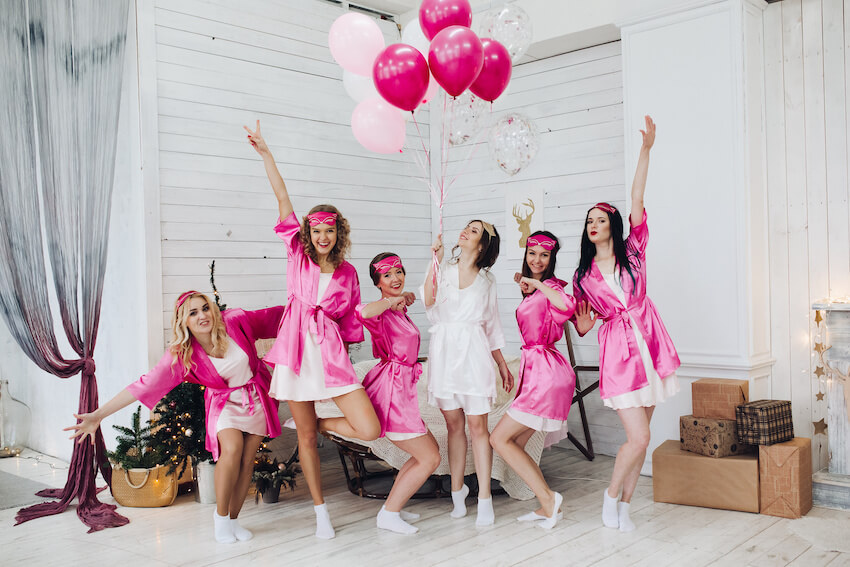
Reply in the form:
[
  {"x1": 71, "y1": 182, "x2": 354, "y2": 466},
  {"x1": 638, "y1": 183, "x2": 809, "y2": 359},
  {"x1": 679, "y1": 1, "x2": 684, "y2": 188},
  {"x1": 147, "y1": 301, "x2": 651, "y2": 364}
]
[
  {"x1": 640, "y1": 115, "x2": 656, "y2": 151},
  {"x1": 244, "y1": 120, "x2": 271, "y2": 157}
]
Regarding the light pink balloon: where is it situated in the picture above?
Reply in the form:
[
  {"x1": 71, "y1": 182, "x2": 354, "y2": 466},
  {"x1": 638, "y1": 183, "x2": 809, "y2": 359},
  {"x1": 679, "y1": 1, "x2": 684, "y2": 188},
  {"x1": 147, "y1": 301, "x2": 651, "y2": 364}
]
[
  {"x1": 419, "y1": 0, "x2": 472, "y2": 41},
  {"x1": 352, "y1": 98, "x2": 407, "y2": 153},
  {"x1": 373, "y1": 44, "x2": 430, "y2": 112},
  {"x1": 421, "y1": 73, "x2": 439, "y2": 104},
  {"x1": 428, "y1": 25, "x2": 484, "y2": 97},
  {"x1": 469, "y1": 38, "x2": 512, "y2": 102},
  {"x1": 329, "y1": 13, "x2": 385, "y2": 76}
]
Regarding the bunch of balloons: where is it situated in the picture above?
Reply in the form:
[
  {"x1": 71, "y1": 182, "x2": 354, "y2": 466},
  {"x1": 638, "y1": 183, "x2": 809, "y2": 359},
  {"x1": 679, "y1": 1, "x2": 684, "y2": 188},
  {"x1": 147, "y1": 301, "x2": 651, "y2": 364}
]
[{"x1": 329, "y1": 0, "x2": 517, "y2": 154}]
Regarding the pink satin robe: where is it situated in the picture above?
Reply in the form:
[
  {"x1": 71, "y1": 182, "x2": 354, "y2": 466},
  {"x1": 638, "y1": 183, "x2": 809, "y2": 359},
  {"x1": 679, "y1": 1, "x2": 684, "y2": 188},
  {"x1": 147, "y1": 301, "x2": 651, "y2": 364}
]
[
  {"x1": 572, "y1": 210, "x2": 681, "y2": 399},
  {"x1": 511, "y1": 278, "x2": 577, "y2": 421},
  {"x1": 263, "y1": 212, "x2": 364, "y2": 388},
  {"x1": 127, "y1": 307, "x2": 284, "y2": 461},
  {"x1": 356, "y1": 305, "x2": 427, "y2": 437}
]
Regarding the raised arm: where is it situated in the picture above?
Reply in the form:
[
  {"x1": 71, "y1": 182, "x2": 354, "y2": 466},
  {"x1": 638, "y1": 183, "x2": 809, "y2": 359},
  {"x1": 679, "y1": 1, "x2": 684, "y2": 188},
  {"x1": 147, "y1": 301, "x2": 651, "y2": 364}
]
[
  {"x1": 244, "y1": 120, "x2": 294, "y2": 220},
  {"x1": 423, "y1": 234, "x2": 444, "y2": 307},
  {"x1": 64, "y1": 387, "x2": 138, "y2": 445},
  {"x1": 630, "y1": 115, "x2": 655, "y2": 227}
]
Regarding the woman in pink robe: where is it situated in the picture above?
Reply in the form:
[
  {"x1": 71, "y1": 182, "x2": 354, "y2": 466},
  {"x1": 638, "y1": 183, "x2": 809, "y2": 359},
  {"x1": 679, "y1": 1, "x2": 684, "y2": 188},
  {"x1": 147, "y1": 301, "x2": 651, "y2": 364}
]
[
  {"x1": 244, "y1": 120, "x2": 380, "y2": 540},
  {"x1": 67, "y1": 292, "x2": 283, "y2": 544},
  {"x1": 356, "y1": 252, "x2": 440, "y2": 535},
  {"x1": 572, "y1": 116, "x2": 680, "y2": 532},
  {"x1": 490, "y1": 231, "x2": 575, "y2": 530}
]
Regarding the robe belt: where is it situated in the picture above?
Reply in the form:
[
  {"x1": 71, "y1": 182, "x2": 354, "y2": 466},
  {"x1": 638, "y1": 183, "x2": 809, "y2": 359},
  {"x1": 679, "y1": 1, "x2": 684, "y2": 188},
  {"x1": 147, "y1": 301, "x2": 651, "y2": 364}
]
[
  {"x1": 521, "y1": 344, "x2": 557, "y2": 352},
  {"x1": 379, "y1": 358, "x2": 423, "y2": 383},
  {"x1": 214, "y1": 381, "x2": 258, "y2": 416},
  {"x1": 603, "y1": 308, "x2": 643, "y2": 363},
  {"x1": 289, "y1": 293, "x2": 328, "y2": 344}
]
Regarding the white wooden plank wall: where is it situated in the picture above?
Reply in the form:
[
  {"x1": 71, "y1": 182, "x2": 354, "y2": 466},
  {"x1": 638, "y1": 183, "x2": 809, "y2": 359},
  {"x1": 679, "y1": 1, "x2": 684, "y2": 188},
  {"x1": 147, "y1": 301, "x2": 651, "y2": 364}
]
[
  {"x1": 438, "y1": 42, "x2": 626, "y2": 455},
  {"x1": 764, "y1": 0, "x2": 850, "y2": 471},
  {"x1": 151, "y1": 0, "x2": 433, "y2": 358}
]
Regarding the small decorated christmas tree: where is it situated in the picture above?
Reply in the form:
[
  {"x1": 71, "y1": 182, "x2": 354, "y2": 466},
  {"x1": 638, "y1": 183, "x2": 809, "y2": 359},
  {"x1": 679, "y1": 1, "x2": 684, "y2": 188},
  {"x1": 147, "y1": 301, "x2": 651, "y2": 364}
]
[
  {"x1": 107, "y1": 405, "x2": 163, "y2": 470},
  {"x1": 149, "y1": 383, "x2": 212, "y2": 476}
]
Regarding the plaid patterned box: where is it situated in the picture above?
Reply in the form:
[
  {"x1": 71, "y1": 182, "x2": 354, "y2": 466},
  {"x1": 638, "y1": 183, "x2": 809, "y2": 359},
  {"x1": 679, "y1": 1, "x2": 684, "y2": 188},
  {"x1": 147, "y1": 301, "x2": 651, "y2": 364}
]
[
  {"x1": 735, "y1": 400, "x2": 794, "y2": 446},
  {"x1": 680, "y1": 415, "x2": 753, "y2": 458},
  {"x1": 692, "y1": 379, "x2": 749, "y2": 420}
]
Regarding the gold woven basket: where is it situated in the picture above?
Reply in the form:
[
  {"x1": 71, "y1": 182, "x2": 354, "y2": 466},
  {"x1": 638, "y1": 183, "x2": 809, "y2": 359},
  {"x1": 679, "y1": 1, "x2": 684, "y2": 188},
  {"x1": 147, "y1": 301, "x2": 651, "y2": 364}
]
[{"x1": 110, "y1": 464, "x2": 177, "y2": 508}]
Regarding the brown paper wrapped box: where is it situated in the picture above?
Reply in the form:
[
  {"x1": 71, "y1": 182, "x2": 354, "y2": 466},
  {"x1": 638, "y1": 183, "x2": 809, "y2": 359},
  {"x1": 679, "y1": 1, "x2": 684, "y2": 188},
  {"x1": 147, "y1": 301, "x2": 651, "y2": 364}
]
[
  {"x1": 652, "y1": 439, "x2": 759, "y2": 513},
  {"x1": 680, "y1": 415, "x2": 753, "y2": 458},
  {"x1": 759, "y1": 437, "x2": 812, "y2": 519},
  {"x1": 692, "y1": 378, "x2": 749, "y2": 420}
]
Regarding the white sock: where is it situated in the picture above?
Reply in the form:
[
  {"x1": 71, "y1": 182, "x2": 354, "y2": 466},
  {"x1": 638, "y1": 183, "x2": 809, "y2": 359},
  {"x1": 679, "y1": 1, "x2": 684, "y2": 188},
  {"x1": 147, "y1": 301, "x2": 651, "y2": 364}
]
[
  {"x1": 476, "y1": 497, "x2": 495, "y2": 526},
  {"x1": 400, "y1": 510, "x2": 420, "y2": 522},
  {"x1": 377, "y1": 506, "x2": 419, "y2": 535},
  {"x1": 618, "y1": 502, "x2": 636, "y2": 532},
  {"x1": 539, "y1": 492, "x2": 563, "y2": 531},
  {"x1": 450, "y1": 485, "x2": 469, "y2": 519},
  {"x1": 214, "y1": 511, "x2": 236, "y2": 544},
  {"x1": 314, "y1": 503, "x2": 336, "y2": 539},
  {"x1": 602, "y1": 489, "x2": 619, "y2": 528},
  {"x1": 230, "y1": 518, "x2": 253, "y2": 541}
]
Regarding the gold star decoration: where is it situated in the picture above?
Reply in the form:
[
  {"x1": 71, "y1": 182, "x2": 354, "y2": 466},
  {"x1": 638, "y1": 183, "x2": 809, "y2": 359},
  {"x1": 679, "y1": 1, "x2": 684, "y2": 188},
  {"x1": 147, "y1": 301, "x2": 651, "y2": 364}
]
[
  {"x1": 815, "y1": 310, "x2": 824, "y2": 325},
  {"x1": 814, "y1": 366, "x2": 826, "y2": 378},
  {"x1": 816, "y1": 391, "x2": 825, "y2": 401},
  {"x1": 813, "y1": 418, "x2": 828, "y2": 435},
  {"x1": 814, "y1": 342, "x2": 827, "y2": 355}
]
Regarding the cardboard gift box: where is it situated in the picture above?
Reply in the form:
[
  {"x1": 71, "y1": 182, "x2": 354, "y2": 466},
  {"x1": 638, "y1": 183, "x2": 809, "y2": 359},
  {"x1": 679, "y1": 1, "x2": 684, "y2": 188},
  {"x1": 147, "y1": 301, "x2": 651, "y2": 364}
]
[
  {"x1": 736, "y1": 400, "x2": 794, "y2": 446},
  {"x1": 759, "y1": 437, "x2": 812, "y2": 519},
  {"x1": 680, "y1": 415, "x2": 753, "y2": 458},
  {"x1": 652, "y1": 439, "x2": 759, "y2": 513},
  {"x1": 692, "y1": 378, "x2": 749, "y2": 420}
]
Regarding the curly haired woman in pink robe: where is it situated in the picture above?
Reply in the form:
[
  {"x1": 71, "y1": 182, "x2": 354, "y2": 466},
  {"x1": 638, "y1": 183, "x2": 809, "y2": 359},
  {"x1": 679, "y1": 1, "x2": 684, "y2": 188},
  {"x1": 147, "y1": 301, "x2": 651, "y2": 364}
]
[
  {"x1": 244, "y1": 121, "x2": 380, "y2": 539},
  {"x1": 572, "y1": 116, "x2": 681, "y2": 532}
]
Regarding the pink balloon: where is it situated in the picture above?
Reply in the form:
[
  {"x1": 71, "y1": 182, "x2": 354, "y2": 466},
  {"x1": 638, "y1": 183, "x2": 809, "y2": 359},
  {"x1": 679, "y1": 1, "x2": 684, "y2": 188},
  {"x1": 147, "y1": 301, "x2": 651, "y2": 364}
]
[
  {"x1": 352, "y1": 98, "x2": 407, "y2": 154},
  {"x1": 428, "y1": 26, "x2": 484, "y2": 97},
  {"x1": 469, "y1": 38, "x2": 512, "y2": 102},
  {"x1": 373, "y1": 44, "x2": 430, "y2": 112},
  {"x1": 421, "y1": 73, "x2": 439, "y2": 104},
  {"x1": 329, "y1": 13, "x2": 385, "y2": 76},
  {"x1": 419, "y1": 0, "x2": 472, "y2": 40}
]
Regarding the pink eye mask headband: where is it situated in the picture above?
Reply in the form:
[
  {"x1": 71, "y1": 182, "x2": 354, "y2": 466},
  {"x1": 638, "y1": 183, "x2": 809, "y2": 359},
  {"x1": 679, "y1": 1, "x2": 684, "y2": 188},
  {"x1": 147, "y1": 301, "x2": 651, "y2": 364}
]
[
  {"x1": 372, "y1": 255, "x2": 403, "y2": 274},
  {"x1": 176, "y1": 290, "x2": 199, "y2": 308},
  {"x1": 593, "y1": 202, "x2": 617, "y2": 214},
  {"x1": 526, "y1": 235, "x2": 556, "y2": 250},
  {"x1": 307, "y1": 212, "x2": 338, "y2": 226}
]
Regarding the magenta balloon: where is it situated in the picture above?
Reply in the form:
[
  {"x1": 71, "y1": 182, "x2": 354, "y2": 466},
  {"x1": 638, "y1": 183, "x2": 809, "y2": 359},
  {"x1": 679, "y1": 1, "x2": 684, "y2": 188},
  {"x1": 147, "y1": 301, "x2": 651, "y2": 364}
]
[
  {"x1": 372, "y1": 44, "x2": 430, "y2": 112},
  {"x1": 351, "y1": 98, "x2": 407, "y2": 154},
  {"x1": 428, "y1": 26, "x2": 484, "y2": 97},
  {"x1": 469, "y1": 38, "x2": 512, "y2": 102},
  {"x1": 419, "y1": 0, "x2": 472, "y2": 41}
]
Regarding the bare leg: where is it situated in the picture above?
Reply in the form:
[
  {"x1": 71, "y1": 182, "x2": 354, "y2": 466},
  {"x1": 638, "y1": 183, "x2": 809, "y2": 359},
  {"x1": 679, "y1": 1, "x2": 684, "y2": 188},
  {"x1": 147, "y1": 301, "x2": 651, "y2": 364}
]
[
  {"x1": 287, "y1": 401, "x2": 323, "y2": 505},
  {"x1": 441, "y1": 408, "x2": 468, "y2": 491},
  {"x1": 490, "y1": 415, "x2": 556, "y2": 517},
  {"x1": 319, "y1": 388, "x2": 381, "y2": 441},
  {"x1": 385, "y1": 432, "x2": 441, "y2": 513},
  {"x1": 608, "y1": 406, "x2": 652, "y2": 501},
  {"x1": 229, "y1": 433, "x2": 265, "y2": 518},
  {"x1": 466, "y1": 414, "x2": 493, "y2": 500},
  {"x1": 215, "y1": 429, "x2": 244, "y2": 517},
  {"x1": 621, "y1": 406, "x2": 654, "y2": 503}
]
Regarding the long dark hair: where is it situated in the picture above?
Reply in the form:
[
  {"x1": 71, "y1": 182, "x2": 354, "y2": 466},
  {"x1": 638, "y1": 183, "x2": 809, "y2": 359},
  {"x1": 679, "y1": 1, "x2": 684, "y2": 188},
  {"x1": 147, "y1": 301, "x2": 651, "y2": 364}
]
[
  {"x1": 450, "y1": 219, "x2": 500, "y2": 270},
  {"x1": 520, "y1": 230, "x2": 559, "y2": 296},
  {"x1": 575, "y1": 204, "x2": 639, "y2": 295}
]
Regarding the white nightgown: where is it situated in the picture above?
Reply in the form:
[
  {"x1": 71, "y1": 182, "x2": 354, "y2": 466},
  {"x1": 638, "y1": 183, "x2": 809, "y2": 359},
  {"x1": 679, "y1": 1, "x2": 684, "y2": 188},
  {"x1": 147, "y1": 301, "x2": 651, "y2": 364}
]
[
  {"x1": 210, "y1": 337, "x2": 268, "y2": 435},
  {"x1": 422, "y1": 259, "x2": 505, "y2": 415}
]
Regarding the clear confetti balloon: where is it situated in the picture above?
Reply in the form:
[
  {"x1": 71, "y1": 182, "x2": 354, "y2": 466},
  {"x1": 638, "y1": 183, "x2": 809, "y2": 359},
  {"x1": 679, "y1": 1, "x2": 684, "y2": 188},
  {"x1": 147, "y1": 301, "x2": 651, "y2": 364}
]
[
  {"x1": 448, "y1": 91, "x2": 490, "y2": 146},
  {"x1": 477, "y1": 4, "x2": 533, "y2": 62},
  {"x1": 488, "y1": 113, "x2": 539, "y2": 176}
]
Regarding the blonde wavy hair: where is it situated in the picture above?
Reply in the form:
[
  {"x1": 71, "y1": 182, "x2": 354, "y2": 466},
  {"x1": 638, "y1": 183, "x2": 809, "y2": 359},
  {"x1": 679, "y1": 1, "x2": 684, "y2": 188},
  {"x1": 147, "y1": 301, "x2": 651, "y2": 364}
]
[
  {"x1": 168, "y1": 292, "x2": 228, "y2": 373},
  {"x1": 300, "y1": 204, "x2": 351, "y2": 269}
]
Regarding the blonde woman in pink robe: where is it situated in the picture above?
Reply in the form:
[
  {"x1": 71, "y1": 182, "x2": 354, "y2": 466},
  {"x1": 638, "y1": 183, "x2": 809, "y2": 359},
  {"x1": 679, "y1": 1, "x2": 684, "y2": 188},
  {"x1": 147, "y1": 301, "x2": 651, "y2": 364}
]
[
  {"x1": 67, "y1": 292, "x2": 284, "y2": 544},
  {"x1": 244, "y1": 121, "x2": 380, "y2": 539},
  {"x1": 490, "y1": 231, "x2": 576, "y2": 530},
  {"x1": 356, "y1": 252, "x2": 441, "y2": 535},
  {"x1": 572, "y1": 115, "x2": 681, "y2": 532}
]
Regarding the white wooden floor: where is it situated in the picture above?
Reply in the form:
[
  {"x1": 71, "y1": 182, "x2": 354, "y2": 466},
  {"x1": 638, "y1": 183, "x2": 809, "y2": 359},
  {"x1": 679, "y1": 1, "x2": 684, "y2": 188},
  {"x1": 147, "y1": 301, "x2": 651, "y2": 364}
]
[{"x1": 2, "y1": 441, "x2": 849, "y2": 567}]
